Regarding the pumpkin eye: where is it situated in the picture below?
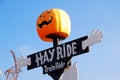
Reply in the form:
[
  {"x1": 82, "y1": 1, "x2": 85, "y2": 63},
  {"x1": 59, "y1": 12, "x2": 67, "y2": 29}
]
[{"x1": 47, "y1": 11, "x2": 50, "y2": 14}]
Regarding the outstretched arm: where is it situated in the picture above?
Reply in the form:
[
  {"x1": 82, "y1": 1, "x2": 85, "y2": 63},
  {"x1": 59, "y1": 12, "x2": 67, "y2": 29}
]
[
  {"x1": 16, "y1": 55, "x2": 31, "y2": 68},
  {"x1": 82, "y1": 29, "x2": 103, "y2": 50}
]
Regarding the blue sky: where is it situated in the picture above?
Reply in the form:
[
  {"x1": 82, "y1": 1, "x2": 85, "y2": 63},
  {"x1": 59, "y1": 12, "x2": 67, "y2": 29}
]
[{"x1": 0, "y1": 0, "x2": 120, "y2": 80}]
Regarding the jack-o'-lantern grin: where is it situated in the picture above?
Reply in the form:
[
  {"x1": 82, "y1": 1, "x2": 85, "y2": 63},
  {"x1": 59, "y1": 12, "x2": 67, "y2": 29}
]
[{"x1": 37, "y1": 16, "x2": 52, "y2": 28}]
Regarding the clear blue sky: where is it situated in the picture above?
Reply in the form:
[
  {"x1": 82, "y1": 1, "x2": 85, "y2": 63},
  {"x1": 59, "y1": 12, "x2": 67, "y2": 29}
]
[{"x1": 0, "y1": 0, "x2": 120, "y2": 80}]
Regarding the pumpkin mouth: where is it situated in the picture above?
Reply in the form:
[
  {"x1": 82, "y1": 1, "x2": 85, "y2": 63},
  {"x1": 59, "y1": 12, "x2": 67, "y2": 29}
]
[{"x1": 37, "y1": 16, "x2": 52, "y2": 28}]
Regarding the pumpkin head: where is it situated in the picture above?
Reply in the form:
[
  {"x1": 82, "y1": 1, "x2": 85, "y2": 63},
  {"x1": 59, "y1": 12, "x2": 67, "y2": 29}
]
[{"x1": 36, "y1": 8, "x2": 71, "y2": 42}]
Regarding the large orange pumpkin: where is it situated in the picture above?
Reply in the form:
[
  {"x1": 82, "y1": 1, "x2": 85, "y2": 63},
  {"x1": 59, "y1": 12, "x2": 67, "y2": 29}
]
[{"x1": 36, "y1": 8, "x2": 71, "y2": 42}]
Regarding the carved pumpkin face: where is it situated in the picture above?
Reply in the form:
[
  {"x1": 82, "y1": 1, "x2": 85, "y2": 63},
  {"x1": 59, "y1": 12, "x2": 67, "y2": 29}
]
[{"x1": 36, "y1": 8, "x2": 71, "y2": 42}]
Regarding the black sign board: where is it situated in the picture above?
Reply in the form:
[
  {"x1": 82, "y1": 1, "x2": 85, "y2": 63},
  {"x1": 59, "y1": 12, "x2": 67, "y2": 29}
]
[{"x1": 27, "y1": 36, "x2": 89, "y2": 74}]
